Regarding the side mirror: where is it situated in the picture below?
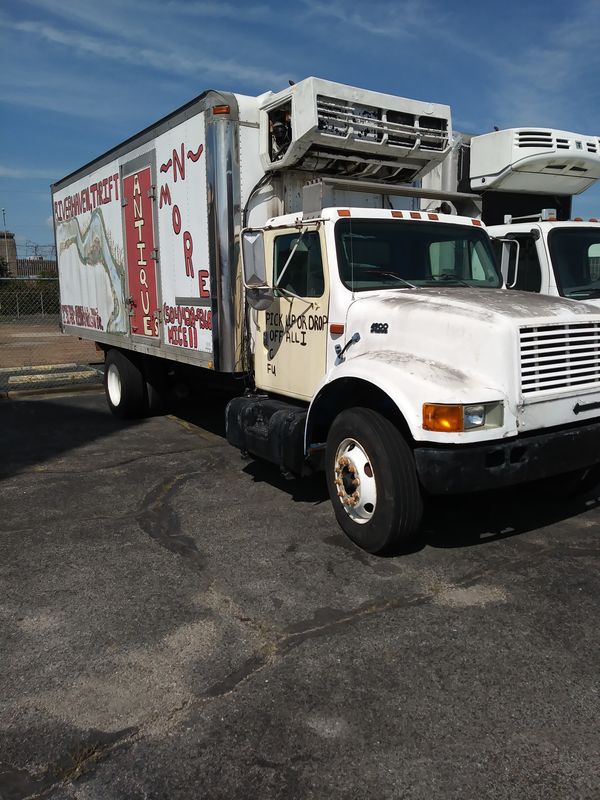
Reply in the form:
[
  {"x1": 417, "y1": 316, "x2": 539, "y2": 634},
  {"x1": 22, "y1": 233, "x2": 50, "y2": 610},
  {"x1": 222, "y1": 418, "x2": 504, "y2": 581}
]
[
  {"x1": 498, "y1": 238, "x2": 520, "y2": 289},
  {"x1": 241, "y1": 229, "x2": 274, "y2": 310},
  {"x1": 246, "y1": 287, "x2": 275, "y2": 311},
  {"x1": 242, "y1": 229, "x2": 267, "y2": 287}
]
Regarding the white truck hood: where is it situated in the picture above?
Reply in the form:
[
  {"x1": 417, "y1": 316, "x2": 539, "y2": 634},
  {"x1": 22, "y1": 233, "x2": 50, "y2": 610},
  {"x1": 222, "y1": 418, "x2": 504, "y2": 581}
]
[
  {"x1": 344, "y1": 287, "x2": 600, "y2": 406},
  {"x1": 349, "y1": 286, "x2": 600, "y2": 322}
]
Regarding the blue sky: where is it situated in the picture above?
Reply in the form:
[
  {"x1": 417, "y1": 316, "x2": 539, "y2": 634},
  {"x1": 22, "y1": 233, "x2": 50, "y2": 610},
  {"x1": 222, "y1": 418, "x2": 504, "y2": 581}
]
[{"x1": 2, "y1": 0, "x2": 600, "y2": 253}]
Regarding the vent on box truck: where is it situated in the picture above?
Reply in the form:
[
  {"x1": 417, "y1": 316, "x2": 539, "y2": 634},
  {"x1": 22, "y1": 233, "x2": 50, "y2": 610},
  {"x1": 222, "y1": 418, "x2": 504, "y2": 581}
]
[
  {"x1": 470, "y1": 128, "x2": 600, "y2": 195},
  {"x1": 260, "y1": 77, "x2": 451, "y2": 183}
]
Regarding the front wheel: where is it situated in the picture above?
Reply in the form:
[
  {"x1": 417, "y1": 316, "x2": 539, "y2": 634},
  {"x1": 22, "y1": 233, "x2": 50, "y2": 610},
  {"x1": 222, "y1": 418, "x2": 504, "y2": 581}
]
[{"x1": 325, "y1": 408, "x2": 423, "y2": 554}]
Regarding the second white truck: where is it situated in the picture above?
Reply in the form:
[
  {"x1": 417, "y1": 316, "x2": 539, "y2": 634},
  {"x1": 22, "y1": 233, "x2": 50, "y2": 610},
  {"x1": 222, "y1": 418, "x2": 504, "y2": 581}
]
[{"x1": 423, "y1": 126, "x2": 600, "y2": 308}]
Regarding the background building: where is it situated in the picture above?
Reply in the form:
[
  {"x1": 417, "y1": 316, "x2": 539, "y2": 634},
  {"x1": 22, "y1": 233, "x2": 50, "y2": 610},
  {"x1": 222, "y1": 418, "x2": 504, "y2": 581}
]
[{"x1": 0, "y1": 231, "x2": 18, "y2": 275}]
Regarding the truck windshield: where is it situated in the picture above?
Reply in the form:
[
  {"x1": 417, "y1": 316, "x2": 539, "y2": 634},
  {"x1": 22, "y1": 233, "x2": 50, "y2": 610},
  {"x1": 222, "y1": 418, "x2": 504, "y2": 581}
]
[
  {"x1": 547, "y1": 227, "x2": 600, "y2": 300},
  {"x1": 334, "y1": 219, "x2": 501, "y2": 292}
]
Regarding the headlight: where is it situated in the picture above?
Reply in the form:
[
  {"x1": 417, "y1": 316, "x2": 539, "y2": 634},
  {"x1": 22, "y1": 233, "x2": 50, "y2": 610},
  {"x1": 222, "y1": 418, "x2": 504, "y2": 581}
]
[
  {"x1": 423, "y1": 402, "x2": 504, "y2": 432},
  {"x1": 464, "y1": 404, "x2": 485, "y2": 429}
]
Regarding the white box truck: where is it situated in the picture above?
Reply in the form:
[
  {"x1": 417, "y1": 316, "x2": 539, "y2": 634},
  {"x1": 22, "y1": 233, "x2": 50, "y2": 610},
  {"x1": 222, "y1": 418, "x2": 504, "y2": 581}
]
[{"x1": 53, "y1": 77, "x2": 600, "y2": 554}]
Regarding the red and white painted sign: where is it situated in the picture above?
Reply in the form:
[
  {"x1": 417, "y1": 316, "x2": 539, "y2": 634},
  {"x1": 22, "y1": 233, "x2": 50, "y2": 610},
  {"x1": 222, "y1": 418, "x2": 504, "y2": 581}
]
[
  {"x1": 155, "y1": 117, "x2": 213, "y2": 354},
  {"x1": 123, "y1": 167, "x2": 159, "y2": 337}
]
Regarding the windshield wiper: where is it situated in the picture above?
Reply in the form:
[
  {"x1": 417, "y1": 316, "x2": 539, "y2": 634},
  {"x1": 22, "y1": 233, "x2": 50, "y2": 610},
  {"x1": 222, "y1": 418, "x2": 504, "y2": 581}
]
[
  {"x1": 423, "y1": 277, "x2": 472, "y2": 287},
  {"x1": 364, "y1": 270, "x2": 417, "y2": 289}
]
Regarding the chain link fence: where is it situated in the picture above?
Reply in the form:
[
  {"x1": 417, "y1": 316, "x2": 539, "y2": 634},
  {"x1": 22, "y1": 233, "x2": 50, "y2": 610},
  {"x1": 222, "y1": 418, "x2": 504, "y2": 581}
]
[{"x1": 0, "y1": 278, "x2": 103, "y2": 394}]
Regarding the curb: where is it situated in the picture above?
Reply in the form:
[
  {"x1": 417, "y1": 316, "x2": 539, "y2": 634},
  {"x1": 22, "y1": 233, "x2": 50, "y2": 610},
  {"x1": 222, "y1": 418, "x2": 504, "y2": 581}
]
[
  {"x1": 0, "y1": 383, "x2": 104, "y2": 401},
  {"x1": 7, "y1": 369, "x2": 101, "y2": 388}
]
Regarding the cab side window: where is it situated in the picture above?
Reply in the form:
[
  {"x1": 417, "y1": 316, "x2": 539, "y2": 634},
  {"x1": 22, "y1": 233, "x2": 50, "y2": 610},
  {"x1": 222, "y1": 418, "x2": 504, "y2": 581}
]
[
  {"x1": 274, "y1": 232, "x2": 325, "y2": 297},
  {"x1": 509, "y1": 235, "x2": 542, "y2": 293}
]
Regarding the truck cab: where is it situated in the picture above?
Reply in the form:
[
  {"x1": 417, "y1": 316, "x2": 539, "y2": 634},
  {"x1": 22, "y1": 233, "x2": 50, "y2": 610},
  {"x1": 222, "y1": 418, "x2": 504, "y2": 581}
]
[
  {"x1": 229, "y1": 198, "x2": 600, "y2": 554},
  {"x1": 488, "y1": 219, "x2": 600, "y2": 308},
  {"x1": 246, "y1": 206, "x2": 497, "y2": 402}
]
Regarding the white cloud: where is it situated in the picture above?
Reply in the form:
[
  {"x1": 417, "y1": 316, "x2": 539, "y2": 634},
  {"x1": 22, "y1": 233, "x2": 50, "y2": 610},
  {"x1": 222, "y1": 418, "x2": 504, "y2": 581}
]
[
  {"x1": 0, "y1": 165, "x2": 58, "y2": 180},
  {"x1": 23, "y1": 0, "x2": 272, "y2": 27},
  {"x1": 161, "y1": 1, "x2": 272, "y2": 19},
  {"x1": 301, "y1": 0, "x2": 446, "y2": 40},
  {"x1": 484, "y1": 3, "x2": 600, "y2": 131},
  {"x1": 0, "y1": 13, "x2": 285, "y2": 86}
]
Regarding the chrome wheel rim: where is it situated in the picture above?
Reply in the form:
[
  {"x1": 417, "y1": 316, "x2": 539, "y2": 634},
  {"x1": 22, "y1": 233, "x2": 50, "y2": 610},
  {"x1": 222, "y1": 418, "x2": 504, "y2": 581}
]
[{"x1": 334, "y1": 437, "x2": 377, "y2": 524}]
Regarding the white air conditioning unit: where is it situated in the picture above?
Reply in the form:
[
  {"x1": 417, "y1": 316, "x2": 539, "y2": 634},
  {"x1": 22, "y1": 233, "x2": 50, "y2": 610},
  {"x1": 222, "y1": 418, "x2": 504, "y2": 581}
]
[
  {"x1": 470, "y1": 128, "x2": 600, "y2": 194},
  {"x1": 259, "y1": 77, "x2": 452, "y2": 184}
]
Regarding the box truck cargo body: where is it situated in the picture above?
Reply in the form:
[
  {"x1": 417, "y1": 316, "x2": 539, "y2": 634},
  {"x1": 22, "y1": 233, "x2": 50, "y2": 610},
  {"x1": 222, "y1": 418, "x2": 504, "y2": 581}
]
[
  {"x1": 53, "y1": 90, "x2": 265, "y2": 373},
  {"x1": 53, "y1": 78, "x2": 600, "y2": 554}
]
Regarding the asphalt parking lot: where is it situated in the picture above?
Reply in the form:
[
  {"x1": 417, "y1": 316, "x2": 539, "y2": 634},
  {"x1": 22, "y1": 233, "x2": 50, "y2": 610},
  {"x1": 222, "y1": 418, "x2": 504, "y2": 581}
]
[{"x1": 1, "y1": 389, "x2": 600, "y2": 799}]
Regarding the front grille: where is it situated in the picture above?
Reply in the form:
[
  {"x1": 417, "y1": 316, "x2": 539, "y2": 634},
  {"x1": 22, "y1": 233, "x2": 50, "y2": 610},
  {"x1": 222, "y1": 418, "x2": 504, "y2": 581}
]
[{"x1": 520, "y1": 323, "x2": 600, "y2": 395}]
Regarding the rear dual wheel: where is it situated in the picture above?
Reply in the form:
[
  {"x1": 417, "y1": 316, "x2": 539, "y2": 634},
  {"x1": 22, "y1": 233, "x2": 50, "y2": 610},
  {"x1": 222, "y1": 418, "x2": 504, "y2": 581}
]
[
  {"x1": 104, "y1": 349, "x2": 166, "y2": 419},
  {"x1": 325, "y1": 407, "x2": 423, "y2": 554},
  {"x1": 104, "y1": 349, "x2": 147, "y2": 419}
]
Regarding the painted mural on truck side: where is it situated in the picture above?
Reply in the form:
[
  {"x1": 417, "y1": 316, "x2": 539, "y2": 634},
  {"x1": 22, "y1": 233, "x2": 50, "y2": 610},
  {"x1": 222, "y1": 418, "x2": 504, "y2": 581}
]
[
  {"x1": 54, "y1": 167, "x2": 127, "y2": 334},
  {"x1": 53, "y1": 112, "x2": 213, "y2": 354}
]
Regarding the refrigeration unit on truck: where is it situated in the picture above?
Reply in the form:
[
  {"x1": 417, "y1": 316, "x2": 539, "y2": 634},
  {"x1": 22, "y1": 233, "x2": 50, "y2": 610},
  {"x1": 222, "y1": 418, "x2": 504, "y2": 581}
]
[
  {"x1": 52, "y1": 77, "x2": 600, "y2": 554},
  {"x1": 423, "y1": 126, "x2": 600, "y2": 309}
]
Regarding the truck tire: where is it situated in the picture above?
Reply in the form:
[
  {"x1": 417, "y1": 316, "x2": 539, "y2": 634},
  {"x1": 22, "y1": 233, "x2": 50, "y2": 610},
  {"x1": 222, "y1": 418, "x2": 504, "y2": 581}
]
[
  {"x1": 104, "y1": 349, "x2": 147, "y2": 419},
  {"x1": 143, "y1": 357, "x2": 168, "y2": 415},
  {"x1": 325, "y1": 407, "x2": 423, "y2": 554}
]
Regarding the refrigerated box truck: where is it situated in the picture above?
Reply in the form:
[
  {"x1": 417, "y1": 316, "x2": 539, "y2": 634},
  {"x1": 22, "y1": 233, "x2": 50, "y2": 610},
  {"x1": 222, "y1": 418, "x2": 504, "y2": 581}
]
[{"x1": 52, "y1": 77, "x2": 600, "y2": 554}]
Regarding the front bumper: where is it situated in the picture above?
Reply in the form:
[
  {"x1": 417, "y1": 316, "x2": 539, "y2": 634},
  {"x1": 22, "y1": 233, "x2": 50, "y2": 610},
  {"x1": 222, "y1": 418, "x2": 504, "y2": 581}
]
[{"x1": 414, "y1": 419, "x2": 600, "y2": 494}]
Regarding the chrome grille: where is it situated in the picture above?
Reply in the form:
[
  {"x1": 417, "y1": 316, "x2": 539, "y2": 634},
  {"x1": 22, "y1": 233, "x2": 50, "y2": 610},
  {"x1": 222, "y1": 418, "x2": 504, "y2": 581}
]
[{"x1": 520, "y1": 323, "x2": 600, "y2": 395}]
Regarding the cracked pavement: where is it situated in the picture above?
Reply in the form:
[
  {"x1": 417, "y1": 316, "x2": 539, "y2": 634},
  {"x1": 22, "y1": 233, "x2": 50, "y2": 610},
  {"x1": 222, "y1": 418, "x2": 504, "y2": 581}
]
[{"x1": 1, "y1": 389, "x2": 600, "y2": 799}]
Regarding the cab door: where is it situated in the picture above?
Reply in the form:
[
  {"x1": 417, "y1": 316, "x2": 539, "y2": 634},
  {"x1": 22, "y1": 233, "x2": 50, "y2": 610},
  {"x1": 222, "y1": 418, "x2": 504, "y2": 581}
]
[{"x1": 254, "y1": 226, "x2": 329, "y2": 401}]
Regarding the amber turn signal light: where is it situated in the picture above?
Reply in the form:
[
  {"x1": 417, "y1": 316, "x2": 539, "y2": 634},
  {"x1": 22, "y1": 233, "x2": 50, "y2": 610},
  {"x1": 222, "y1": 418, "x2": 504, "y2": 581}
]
[{"x1": 422, "y1": 403, "x2": 463, "y2": 432}]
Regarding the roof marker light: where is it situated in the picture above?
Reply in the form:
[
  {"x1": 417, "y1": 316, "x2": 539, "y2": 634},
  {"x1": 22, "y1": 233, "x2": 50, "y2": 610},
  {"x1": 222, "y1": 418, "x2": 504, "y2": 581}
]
[
  {"x1": 427, "y1": 213, "x2": 439, "y2": 221},
  {"x1": 337, "y1": 209, "x2": 351, "y2": 217},
  {"x1": 410, "y1": 211, "x2": 421, "y2": 219},
  {"x1": 471, "y1": 219, "x2": 482, "y2": 226},
  {"x1": 391, "y1": 210, "x2": 403, "y2": 218},
  {"x1": 574, "y1": 217, "x2": 583, "y2": 221},
  {"x1": 212, "y1": 105, "x2": 230, "y2": 115},
  {"x1": 330, "y1": 324, "x2": 345, "y2": 335},
  {"x1": 589, "y1": 218, "x2": 599, "y2": 223}
]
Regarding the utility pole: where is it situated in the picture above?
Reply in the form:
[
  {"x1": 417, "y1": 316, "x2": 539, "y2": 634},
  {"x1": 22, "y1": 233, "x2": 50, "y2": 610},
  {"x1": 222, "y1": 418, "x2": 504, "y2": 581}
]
[{"x1": 1, "y1": 208, "x2": 8, "y2": 269}]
